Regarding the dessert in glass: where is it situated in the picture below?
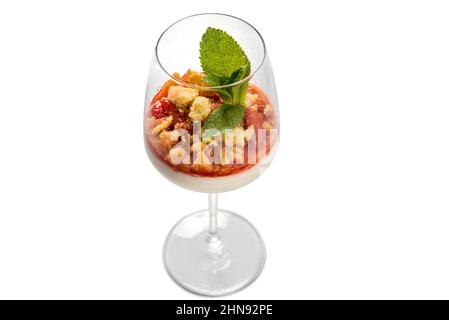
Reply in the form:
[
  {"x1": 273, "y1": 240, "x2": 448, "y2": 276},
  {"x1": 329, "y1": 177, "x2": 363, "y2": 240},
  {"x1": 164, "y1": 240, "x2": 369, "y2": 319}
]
[{"x1": 144, "y1": 13, "x2": 279, "y2": 296}]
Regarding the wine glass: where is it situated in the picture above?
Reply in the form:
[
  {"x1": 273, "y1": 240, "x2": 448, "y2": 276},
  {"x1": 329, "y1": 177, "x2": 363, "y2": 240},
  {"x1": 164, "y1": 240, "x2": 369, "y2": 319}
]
[{"x1": 144, "y1": 13, "x2": 279, "y2": 296}]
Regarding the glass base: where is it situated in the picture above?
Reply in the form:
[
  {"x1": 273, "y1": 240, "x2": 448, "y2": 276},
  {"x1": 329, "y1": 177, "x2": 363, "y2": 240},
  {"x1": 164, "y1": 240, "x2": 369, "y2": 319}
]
[{"x1": 163, "y1": 209, "x2": 266, "y2": 296}]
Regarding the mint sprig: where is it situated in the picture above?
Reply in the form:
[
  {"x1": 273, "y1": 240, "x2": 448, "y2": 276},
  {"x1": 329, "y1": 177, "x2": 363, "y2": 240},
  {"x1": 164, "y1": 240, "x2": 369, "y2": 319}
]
[
  {"x1": 200, "y1": 27, "x2": 251, "y2": 135},
  {"x1": 200, "y1": 27, "x2": 250, "y2": 78},
  {"x1": 203, "y1": 104, "x2": 245, "y2": 141}
]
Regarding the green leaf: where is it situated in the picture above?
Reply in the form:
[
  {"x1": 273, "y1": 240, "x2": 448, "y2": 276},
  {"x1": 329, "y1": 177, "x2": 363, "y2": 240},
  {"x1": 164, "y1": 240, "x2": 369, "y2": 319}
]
[
  {"x1": 203, "y1": 66, "x2": 248, "y2": 87},
  {"x1": 227, "y1": 67, "x2": 245, "y2": 84},
  {"x1": 214, "y1": 89, "x2": 233, "y2": 104},
  {"x1": 231, "y1": 64, "x2": 251, "y2": 105},
  {"x1": 203, "y1": 104, "x2": 245, "y2": 134},
  {"x1": 200, "y1": 27, "x2": 251, "y2": 121},
  {"x1": 233, "y1": 80, "x2": 249, "y2": 105},
  {"x1": 203, "y1": 74, "x2": 223, "y2": 86},
  {"x1": 200, "y1": 27, "x2": 251, "y2": 79}
]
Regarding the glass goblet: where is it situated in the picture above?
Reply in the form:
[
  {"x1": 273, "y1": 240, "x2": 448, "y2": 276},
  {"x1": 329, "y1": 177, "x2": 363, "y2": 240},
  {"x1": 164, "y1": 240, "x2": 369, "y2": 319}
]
[{"x1": 144, "y1": 13, "x2": 279, "y2": 296}]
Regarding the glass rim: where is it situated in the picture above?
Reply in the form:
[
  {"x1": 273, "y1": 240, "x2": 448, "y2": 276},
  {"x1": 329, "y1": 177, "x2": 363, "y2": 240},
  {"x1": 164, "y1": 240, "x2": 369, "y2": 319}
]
[{"x1": 155, "y1": 13, "x2": 267, "y2": 90}]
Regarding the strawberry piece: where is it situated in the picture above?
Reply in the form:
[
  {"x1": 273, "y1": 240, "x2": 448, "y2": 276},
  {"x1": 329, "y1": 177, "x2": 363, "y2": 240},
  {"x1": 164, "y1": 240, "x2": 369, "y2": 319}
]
[
  {"x1": 150, "y1": 97, "x2": 188, "y2": 130},
  {"x1": 150, "y1": 98, "x2": 175, "y2": 119},
  {"x1": 244, "y1": 108, "x2": 264, "y2": 129}
]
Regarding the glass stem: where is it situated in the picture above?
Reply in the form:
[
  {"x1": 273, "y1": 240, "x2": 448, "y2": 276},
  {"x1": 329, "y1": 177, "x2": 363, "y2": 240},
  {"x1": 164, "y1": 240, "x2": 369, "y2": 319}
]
[
  {"x1": 208, "y1": 193, "x2": 218, "y2": 236},
  {"x1": 207, "y1": 193, "x2": 224, "y2": 260}
]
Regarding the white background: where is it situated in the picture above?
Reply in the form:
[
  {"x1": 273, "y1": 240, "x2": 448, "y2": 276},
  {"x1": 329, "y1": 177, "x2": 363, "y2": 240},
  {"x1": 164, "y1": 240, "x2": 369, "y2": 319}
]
[{"x1": 0, "y1": 0, "x2": 448, "y2": 299}]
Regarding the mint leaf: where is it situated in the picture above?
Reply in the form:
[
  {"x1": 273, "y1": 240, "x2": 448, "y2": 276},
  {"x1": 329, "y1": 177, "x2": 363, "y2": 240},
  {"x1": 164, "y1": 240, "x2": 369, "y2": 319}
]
[
  {"x1": 231, "y1": 64, "x2": 250, "y2": 105},
  {"x1": 204, "y1": 104, "x2": 245, "y2": 134},
  {"x1": 200, "y1": 28, "x2": 250, "y2": 132},
  {"x1": 203, "y1": 74, "x2": 223, "y2": 86},
  {"x1": 200, "y1": 27, "x2": 250, "y2": 78},
  {"x1": 203, "y1": 67, "x2": 247, "y2": 87},
  {"x1": 227, "y1": 67, "x2": 245, "y2": 84},
  {"x1": 214, "y1": 89, "x2": 233, "y2": 104}
]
